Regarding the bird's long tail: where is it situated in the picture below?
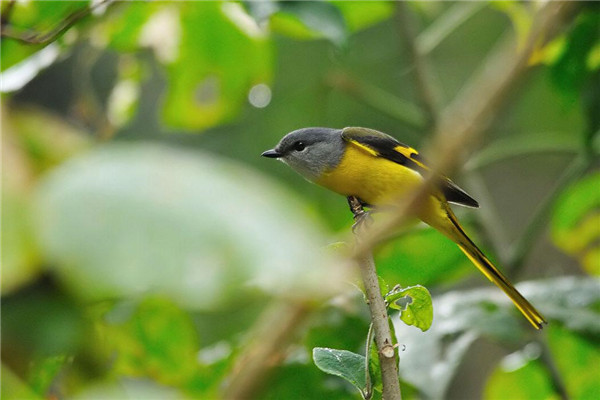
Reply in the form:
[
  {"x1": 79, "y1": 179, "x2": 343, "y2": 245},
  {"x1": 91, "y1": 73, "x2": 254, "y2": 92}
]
[{"x1": 446, "y1": 211, "x2": 547, "y2": 329}]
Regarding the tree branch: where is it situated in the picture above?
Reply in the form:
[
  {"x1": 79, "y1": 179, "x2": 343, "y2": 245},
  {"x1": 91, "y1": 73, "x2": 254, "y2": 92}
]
[
  {"x1": 0, "y1": 0, "x2": 113, "y2": 45},
  {"x1": 348, "y1": 196, "x2": 402, "y2": 400}
]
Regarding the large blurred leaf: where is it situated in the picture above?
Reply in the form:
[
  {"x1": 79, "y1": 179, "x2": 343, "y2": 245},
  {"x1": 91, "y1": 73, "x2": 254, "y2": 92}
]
[
  {"x1": 32, "y1": 143, "x2": 345, "y2": 309},
  {"x1": 162, "y1": 2, "x2": 272, "y2": 130},
  {"x1": 552, "y1": 172, "x2": 600, "y2": 275},
  {"x1": 394, "y1": 276, "x2": 600, "y2": 399}
]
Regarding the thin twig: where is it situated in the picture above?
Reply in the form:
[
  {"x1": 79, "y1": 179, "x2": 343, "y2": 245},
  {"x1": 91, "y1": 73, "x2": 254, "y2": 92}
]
[
  {"x1": 395, "y1": 1, "x2": 440, "y2": 129},
  {"x1": 222, "y1": 300, "x2": 311, "y2": 400},
  {"x1": 349, "y1": 196, "x2": 402, "y2": 400},
  {"x1": 0, "y1": 0, "x2": 113, "y2": 44}
]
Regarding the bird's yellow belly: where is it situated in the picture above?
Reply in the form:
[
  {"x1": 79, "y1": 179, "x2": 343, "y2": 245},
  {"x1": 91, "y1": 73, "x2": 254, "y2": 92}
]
[{"x1": 316, "y1": 145, "x2": 425, "y2": 206}]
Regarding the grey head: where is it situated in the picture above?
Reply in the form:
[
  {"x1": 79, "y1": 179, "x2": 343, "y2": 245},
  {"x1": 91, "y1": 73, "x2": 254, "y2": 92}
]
[{"x1": 262, "y1": 127, "x2": 345, "y2": 181}]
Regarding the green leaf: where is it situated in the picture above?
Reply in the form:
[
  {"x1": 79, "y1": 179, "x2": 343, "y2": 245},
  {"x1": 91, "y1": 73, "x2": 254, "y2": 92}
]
[
  {"x1": 313, "y1": 347, "x2": 367, "y2": 395},
  {"x1": 101, "y1": 297, "x2": 199, "y2": 386},
  {"x1": 386, "y1": 285, "x2": 433, "y2": 332},
  {"x1": 328, "y1": 1, "x2": 393, "y2": 33},
  {"x1": 485, "y1": 324, "x2": 600, "y2": 400},
  {"x1": 162, "y1": 2, "x2": 272, "y2": 130},
  {"x1": 552, "y1": 172, "x2": 600, "y2": 275},
  {"x1": 32, "y1": 143, "x2": 343, "y2": 309},
  {"x1": 547, "y1": 325, "x2": 600, "y2": 399},
  {"x1": 1, "y1": 364, "x2": 41, "y2": 400},
  {"x1": 274, "y1": 2, "x2": 348, "y2": 47},
  {"x1": 550, "y1": 11, "x2": 600, "y2": 98},
  {"x1": 28, "y1": 356, "x2": 68, "y2": 397}
]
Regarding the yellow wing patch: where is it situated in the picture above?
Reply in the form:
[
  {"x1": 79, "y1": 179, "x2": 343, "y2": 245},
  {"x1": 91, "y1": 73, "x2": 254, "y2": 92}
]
[{"x1": 347, "y1": 139, "x2": 379, "y2": 157}]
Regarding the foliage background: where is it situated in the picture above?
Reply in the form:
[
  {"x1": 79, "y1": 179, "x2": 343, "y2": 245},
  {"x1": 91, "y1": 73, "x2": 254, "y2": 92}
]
[{"x1": 2, "y1": 1, "x2": 599, "y2": 399}]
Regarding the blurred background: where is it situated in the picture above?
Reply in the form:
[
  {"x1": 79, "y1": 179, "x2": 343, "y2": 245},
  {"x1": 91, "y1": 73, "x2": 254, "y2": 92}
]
[{"x1": 2, "y1": 1, "x2": 599, "y2": 399}]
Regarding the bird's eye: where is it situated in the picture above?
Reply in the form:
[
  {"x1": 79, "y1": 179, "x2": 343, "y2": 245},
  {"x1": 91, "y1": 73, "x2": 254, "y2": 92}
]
[{"x1": 293, "y1": 141, "x2": 306, "y2": 151}]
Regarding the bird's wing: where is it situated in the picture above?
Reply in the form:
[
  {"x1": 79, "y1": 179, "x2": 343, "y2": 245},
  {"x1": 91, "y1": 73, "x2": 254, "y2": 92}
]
[{"x1": 341, "y1": 127, "x2": 479, "y2": 208}]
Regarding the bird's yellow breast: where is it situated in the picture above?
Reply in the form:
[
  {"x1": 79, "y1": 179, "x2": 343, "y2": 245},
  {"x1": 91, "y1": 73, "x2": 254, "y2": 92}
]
[{"x1": 316, "y1": 143, "x2": 425, "y2": 206}]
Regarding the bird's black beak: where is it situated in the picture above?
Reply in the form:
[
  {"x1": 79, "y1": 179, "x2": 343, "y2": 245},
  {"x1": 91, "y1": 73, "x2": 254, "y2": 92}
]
[{"x1": 261, "y1": 149, "x2": 281, "y2": 158}]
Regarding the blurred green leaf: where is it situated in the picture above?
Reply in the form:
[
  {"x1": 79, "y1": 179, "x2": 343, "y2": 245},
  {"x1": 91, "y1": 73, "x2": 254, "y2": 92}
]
[
  {"x1": 28, "y1": 355, "x2": 68, "y2": 397},
  {"x1": 329, "y1": 1, "x2": 393, "y2": 33},
  {"x1": 484, "y1": 357, "x2": 557, "y2": 400},
  {"x1": 32, "y1": 143, "x2": 344, "y2": 309},
  {"x1": 549, "y1": 11, "x2": 600, "y2": 99},
  {"x1": 547, "y1": 325, "x2": 600, "y2": 399},
  {"x1": 1, "y1": 364, "x2": 41, "y2": 400},
  {"x1": 375, "y1": 226, "x2": 472, "y2": 287},
  {"x1": 552, "y1": 172, "x2": 600, "y2": 275},
  {"x1": 1, "y1": 190, "x2": 39, "y2": 294},
  {"x1": 162, "y1": 2, "x2": 272, "y2": 130},
  {"x1": 486, "y1": 324, "x2": 600, "y2": 400},
  {"x1": 2, "y1": 107, "x2": 90, "y2": 294},
  {"x1": 263, "y1": 362, "x2": 355, "y2": 400},
  {"x1": 101, "y1": 297, "x2": 199, "y2": 386},
  {"x1": 394, "y1": 276, "x2": 600, "y2": 399},
  {"x1": 387, "y1": 285, "x2": 433, "y2": 332},
  {"x1": 313, "y1": 347, "x2": 367, "y2": 396},
  {"x1": 272, "y1": 2, "x2": 348, "y2": 47}
]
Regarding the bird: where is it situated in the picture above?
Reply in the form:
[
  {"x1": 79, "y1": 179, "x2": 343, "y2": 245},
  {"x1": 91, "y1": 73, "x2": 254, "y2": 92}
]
[{"x1": 262, "y1": 126, "x2": 546, "y2": 329}]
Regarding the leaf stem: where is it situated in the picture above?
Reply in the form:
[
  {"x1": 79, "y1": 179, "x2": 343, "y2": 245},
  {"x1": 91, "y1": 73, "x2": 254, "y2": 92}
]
[
  {"x1": 363, "y1": 322, "x2": 375, "y2": 400},
  {"x1": 348, "y1": 196, "x2": 402, "y2": 400}
]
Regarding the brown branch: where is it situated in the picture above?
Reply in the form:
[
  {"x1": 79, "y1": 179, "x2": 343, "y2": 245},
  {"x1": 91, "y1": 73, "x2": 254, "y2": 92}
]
[
  {"x1": 348, "y1": 196, "x2": 402, "y2": 400},
  {"x1": 222, "y1": 300, "x2": 311, "y2": 400},
  {"x1": 395, "y1": 1, "x2": 440, "y2": 130},
  {"x1": 0, "y1": 0, "x2": 113, "y2": 45}
]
